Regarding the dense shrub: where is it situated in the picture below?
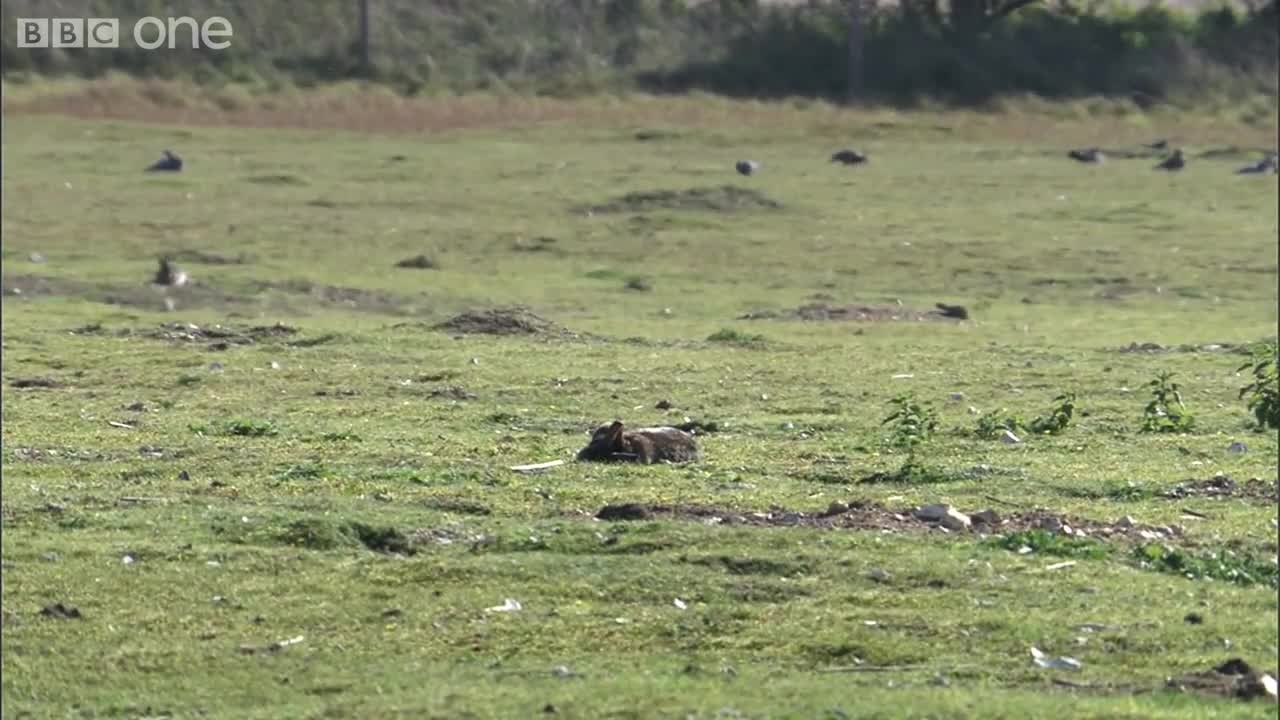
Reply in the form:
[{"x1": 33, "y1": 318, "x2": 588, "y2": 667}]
[{"x1": 2, "y1": 0, "x2": 1275, "y2": 105}]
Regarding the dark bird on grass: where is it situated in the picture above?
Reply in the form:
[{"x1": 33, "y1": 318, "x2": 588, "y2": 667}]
[
  {"x1": 735, "y1": 160, "x2": 760, "y2": 176},
  {"x1": 1145, "y1": 139, "x2": 1169, "y2": 151},
  {"x1": 1067, "y1": 148, "x2": 1105, "y2": 164},
  {"x1": 831, "y1": 149, "x2": 869, "y2": 165},
  {"x1": 153, "y1": 257, "x2": 189, "y2": 287},
  {"x1": 145, "y1": 150, "x2": 183, "y2": 172},
  {"x1": 934, "y1": 303, "x2": 970, "y2": 320},
  {"x1": 1154, "y1": 149, "x2": 1185, "y2": 172},
  {"x1": 1236, "y1": 153, "x2": 1278, "y2": 175}
]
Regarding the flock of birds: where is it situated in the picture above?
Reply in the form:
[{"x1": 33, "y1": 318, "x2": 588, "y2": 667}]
[
  {"x1": 147, "y1": 141, "x2": 1276, "y2": 180},
  {"x1": 736, "y1": 148, "x2": 867, "y2": 176},
  {"x1": 1066, "y1": 139, "x2": 1279, "y2": 174},
  {"x1": 732, "y1": 141, "x2": 1279, "y2": 176}
]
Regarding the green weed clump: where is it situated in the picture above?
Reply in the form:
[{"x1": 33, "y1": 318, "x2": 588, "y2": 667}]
[
  {"x1": 1238, "y1": 341, "x2": 1279, "y2": 430},
  {"x1": 1141, "y1": 371, "x2": 1195, "y2": 433}
]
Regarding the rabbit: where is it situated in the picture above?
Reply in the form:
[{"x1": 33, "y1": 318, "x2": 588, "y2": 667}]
[
  {"x1": 146, "y1": 150, "x2": 183, "y2": 172},
  {"x1": 1154, "y1": 149, "x2": 1185, "y2": 172},
  {"x1": 831, "y1": 149, "x2": 868, "y2": 165},
  {"x1": 1067, "y1": 148, "x2": 1105, "y2": 164},
  {"x1": 577, "y1": 420, "x2": 700, "y2": 465}
]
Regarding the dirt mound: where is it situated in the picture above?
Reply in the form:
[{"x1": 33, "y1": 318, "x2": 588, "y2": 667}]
[
  {"x1": 1166, "y1": 658, "x2": 1278, "y2": 703},
  {"x1": 740, "y1": 302, "x2": 965, "y2": 323},
  {"x1": 260, "y1": 280, "x2": 418, "y2": 316},
  {"x1": 580, "y1": 185, "x2": 781, "y2": 214},
  {"x1": 589, "y1": 499, "x2": 1183, "y2": 541},
  {"x1": 1162, "y1": 475, "x2": 1278, "y2": 504},
  {"x1": 435, "y1": 307, "x2": 584, "y2": 338},
  {"x1": 4, "y1": 273, "x2": 249, "y2": 312},
  {"x1": 168, "y1": 249, "x2": 253, "y2": 265},
  {"x1": 1115, "y1": 341, "x2": 1253, "y2": 354},
  {"x1": 131, "y1": 322, "x2": 298, "y2": 348}
]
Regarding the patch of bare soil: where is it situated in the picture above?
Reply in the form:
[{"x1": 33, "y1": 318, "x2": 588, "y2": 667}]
[
  {"x1": 72, "y1": 321, "x2": 309, "y2": 350},
  {"x1": 1114, "y1": 341, "x2": 1256, "y2": 355},
  {"x1": 1162, "y1": 475, "x2": 1279, "y2": 504},
  {"x1": 579, "y1": 186, "x2": 781, "y2": 215},
  {"x1": 1165, "y1": 658, "x2": 1279, "y2": 703},
  {"x1": 739, "y1": 302, "x2": 966, "y2": 323},
  {"x1": 258, "y1": 280, "x2": 421, "y2": 316},
  {"x1": 435, "y1": 307, "x2": 593, "y2": 339},
  {"x1": 8, "y1": 377, "x2": 63, "y2": 389},
  {"x1": 137, "y1": 321, "x2": 298, "y2": 348},
  {"x1": 3, "y1": 273, "x2": 249, "y2": 313},
  {"x1": 590, "y1": 499, "x2": 1184, "y2": 542},
  {"x1": 168, "y1": 249, "x2": 253, "y2": 265}
]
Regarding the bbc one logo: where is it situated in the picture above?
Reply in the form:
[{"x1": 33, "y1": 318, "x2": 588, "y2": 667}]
[{"x1": 16, "y1": 17, "x2": 233, "y2": 50}]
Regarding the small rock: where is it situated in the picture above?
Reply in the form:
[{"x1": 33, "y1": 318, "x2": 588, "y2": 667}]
[
  {"x1": 1116, "y1": 515, "x2": 1136, "y2": 529},
  {"x1": 915, "y1": 504, "x2": 971, "y2": 530},
  {"x1": 867, "y1": 568, "x2": 892, "y2": 583},
  {"x1": 940, "y1": 509, "x2": 972, "y2": 531},
  {"x1": 914, "y1": 504, "x2": 951, "y2": 522},
  {"x1": 29, "y1": 252, "x2": 46, "y2": 263},
  {"x1": 596, "y1": 503, "x2": 651, "y2": 521},
  {"x1": 1227, "y1": 442, "x2": 1248, "y2": 455},
  {"x1": 1001, "y1": 429, "x2": 1022, "y2": 444},
  {"x1": 823, "y1": 501, "x2": 850, "y2": 517},
  {"x1": 1037, "y1": 516, "x2": 1065, "y2": 534},
  {"x1": 1248, "y1": 673, "x2": 1278, "y2": 702},
  {"x1": 971, "y1": 509, "x2": 1002, "y2": 526},
  {"x1": 948, "y1": 392, "x2": 965, "y2": 401}
]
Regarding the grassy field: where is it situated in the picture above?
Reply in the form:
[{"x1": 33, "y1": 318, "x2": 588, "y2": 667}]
[{"x1": 2, "y1": 88, "x2": 1278, "y2": 719}]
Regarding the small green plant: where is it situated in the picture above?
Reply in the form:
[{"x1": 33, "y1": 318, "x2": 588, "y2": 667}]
[
  {"x1": 1140, "y1": 371, "x2": 1194, "y2": 433},
  {"x1": 707, "y1": 328, "x2": 767, "y2": 345},
  {"x1": 222, "y1": 418, "x2": 279, "y2": 437},
  {"x1": 878, "y1": 394, "x2": 943, "y2": 482},
  {"x1": 992, "y1": 530, "x2": 1110, "y2": 560},
  {"x1": 1029, "y1": 392, "x2": 1077, "y2": 435},
  {"x1": 1237, "y1": 341, "x2": 1279, "y2": 430},
  {"x1": 1134, "y1": 544, "x2": 1278, "y2": 588},
  {"x1": 975, "y1": 409, "x2": 1025, "y2": 439},
  {"x1": 882, "y1": 394, "x2": 938, "y2": 451}
]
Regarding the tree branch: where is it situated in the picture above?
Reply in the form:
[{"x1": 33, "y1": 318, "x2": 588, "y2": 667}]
[{"x1": 993, "y1": 0, "x2": 1043, "y2": 19}]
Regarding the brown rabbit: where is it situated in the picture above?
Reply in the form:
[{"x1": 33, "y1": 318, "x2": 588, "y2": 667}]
[{"x1": 577, "y1": 421, "x2": 700, "y2": 465}]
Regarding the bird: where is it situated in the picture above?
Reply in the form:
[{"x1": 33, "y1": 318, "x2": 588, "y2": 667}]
[
  {"x1": 145, "y1": 150, "x2": 183, "y2": 172},
  {"x1": 831, "y1": 149, "x2": 868, "y2": 165},
  {"x1": 1067, "y1": 148, "x2": 1105, "y2": 164},
  {"x1": 735, "y1": 160, "x2": 759, "y2": 176},
  {"x1": 153, "y1": 257, "x2": 189, "y2": 287},
  {"x1": 1145, "y1": 139, "x2": 1169, "y2": 151},
  {"x1": 934, "y1": 303, "x2": 969, "y2": 320},
  {"x1": 1236, "y1": 153, "x2": 1278, "y2": 175},
  {"x1": 1154, "y1": 149, "x2": 1185, "y2": 171}
]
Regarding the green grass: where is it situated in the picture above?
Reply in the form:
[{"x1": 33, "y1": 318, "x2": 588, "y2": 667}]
[{"x1": 2, "y1": 103, "x2": 1278, "y2": 719}]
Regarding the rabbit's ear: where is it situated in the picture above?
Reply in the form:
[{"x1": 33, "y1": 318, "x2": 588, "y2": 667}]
[{"x1": 607, "y1": 421, "x2": 625, "y2": 449}]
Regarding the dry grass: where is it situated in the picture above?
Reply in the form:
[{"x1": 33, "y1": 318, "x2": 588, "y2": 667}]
[{"x1": 3, "y1": 76, "x2": 1277, "y2": 148}]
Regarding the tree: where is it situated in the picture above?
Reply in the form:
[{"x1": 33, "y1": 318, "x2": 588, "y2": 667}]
[{"x1": 845, "y1": 0, "x2": 872, "y2": 102}]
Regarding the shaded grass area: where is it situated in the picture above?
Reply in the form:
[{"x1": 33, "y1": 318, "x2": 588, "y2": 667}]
[{"x1": 1, "y1": 107, "x2": 1278, "y2": 718}]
